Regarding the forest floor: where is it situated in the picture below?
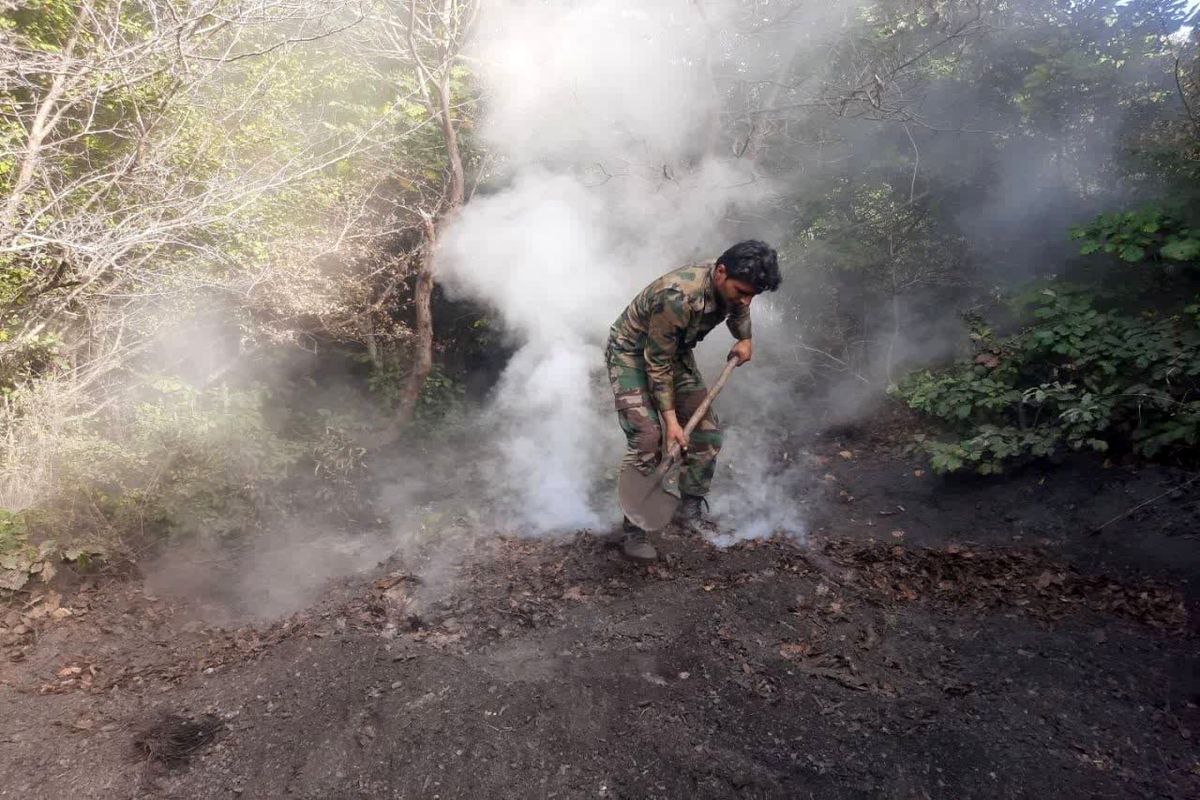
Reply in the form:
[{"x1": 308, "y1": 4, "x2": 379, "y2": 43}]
[{"x1": 2, "y1": 408, "x2": 1198, "y2": 799}]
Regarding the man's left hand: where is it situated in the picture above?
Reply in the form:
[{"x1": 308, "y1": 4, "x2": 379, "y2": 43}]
[{"x1": 730, "y1": 339, "x2": 753, "y2": 366}]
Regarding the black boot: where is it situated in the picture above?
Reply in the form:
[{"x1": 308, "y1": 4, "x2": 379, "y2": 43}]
[
  {"x1": 621, "y1": 518, "x2": 657, "y2": 562},
  {"x1": 676, "y1": 493, "x2": 712, "y2": 534}
]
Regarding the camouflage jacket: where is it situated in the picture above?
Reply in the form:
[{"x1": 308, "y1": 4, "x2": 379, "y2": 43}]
[{"x1": 606, "y1": 261, "x2": 752, "y2": 411}]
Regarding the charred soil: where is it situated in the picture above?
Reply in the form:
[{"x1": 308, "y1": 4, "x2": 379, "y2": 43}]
[{"x1": 2, "y1": 413, "x2": 1198, "y2": 799}]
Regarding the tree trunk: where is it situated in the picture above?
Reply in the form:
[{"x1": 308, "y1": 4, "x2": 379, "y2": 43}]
[
  {"x1": 393, "y1": 1, "x2": 468, "y2": 424},
  {"x1": 387, "y1": 0, "x2": 468, "y2": 429},
  {"x1": 394, "y1": 216, "x2": 438, "y2": 422}
]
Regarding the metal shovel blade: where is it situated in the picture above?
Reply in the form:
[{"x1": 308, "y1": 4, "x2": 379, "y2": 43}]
[
  {"x1": 618, "y1": 464, "x2": 679, "y2": 532},
  {"x1": 616, "y1": 357, "x2": 740, "y2": 533}
]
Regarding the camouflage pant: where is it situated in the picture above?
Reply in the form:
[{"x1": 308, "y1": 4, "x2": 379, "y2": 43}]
[{"x1": 605, "y1": 345, "x2": 722, "y2": 497}]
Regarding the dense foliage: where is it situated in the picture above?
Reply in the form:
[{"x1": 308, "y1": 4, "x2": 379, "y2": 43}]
[
  {"x1": 896, "y1": 286, "x2": 1200, "y2": 473},
  {"x1": 874, "y1": 2, "x2": 1200, "y2": 475},
  {"x1": 1071, "y1": 206, "x2": 1200, "y2": 265}
]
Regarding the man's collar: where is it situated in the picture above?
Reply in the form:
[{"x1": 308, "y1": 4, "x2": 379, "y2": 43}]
[{"x1": 703, "y1": 262, "x2": 723, "y2": 314}]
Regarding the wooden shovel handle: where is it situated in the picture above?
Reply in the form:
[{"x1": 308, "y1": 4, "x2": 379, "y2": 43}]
[{"x1": 661, "y1": 356, "x2": 739, "y2": 468}]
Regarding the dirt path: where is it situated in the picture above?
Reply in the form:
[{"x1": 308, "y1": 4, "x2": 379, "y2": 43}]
[{"x1": 2, "y1": 435, "x2": 1198, "y2": 799}]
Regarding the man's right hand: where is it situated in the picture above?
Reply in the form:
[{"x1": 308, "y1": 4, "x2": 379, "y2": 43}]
[{"x1": 664, "y1": 421, "x2": 689, "y2": 454}]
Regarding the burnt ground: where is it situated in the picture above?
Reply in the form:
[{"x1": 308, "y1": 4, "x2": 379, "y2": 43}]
[{"x1": 2, "y1": 413, "x2": 1199, "y2": 800}]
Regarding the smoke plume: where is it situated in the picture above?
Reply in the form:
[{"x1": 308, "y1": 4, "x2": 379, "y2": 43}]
[{"x1": 438, "y1": 0, "x2": 794, "y2": 539}]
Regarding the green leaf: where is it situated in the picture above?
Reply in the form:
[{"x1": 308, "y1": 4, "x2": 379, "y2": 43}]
[
  {"x1": 1118, "y1": 245, "x2": 1145, "y2": 262},
  {"x1": 1161, "y1": 239, "x2": 1200, "y2": 262}
]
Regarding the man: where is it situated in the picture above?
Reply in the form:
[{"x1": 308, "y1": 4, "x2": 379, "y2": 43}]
[{"x1": 605, "y1": 240, "x2": 782, "y2": 561}]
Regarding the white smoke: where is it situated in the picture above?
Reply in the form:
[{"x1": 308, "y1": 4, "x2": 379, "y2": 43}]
[
  {"x1": 695, "y1": 299, "x2": 810, "y2": 545},
  {"x1": 471, "y1": 3, "x2": 722, "y2": 164},
  {"x1": 438, "y1": 0, "x2": 785, "y2": 536}
]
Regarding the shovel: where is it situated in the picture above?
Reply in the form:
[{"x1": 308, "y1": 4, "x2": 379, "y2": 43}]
[{"x1": 618, "y1": 356, "x2": 739, "y2": 532}]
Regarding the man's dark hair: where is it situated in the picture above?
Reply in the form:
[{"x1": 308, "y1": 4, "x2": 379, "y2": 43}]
[{"x1": 717, "y1": 240, "x2": 781, "y2": 293}]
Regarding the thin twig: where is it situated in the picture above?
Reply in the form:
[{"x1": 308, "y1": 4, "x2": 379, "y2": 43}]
[{"x1": 1089, "y1": 473, "x2": 1200, "y2": 536}]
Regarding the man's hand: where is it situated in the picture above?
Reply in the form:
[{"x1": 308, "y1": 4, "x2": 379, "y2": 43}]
[
  {"x1": 729, "y1": 338, "x2": 753, "y2": 365},
  {"x1": 661, "y1": 409, "x2": 689, "y2": 454},
  {"x1": 664, "y1": 419, "x2": 689, "y2": 453}
]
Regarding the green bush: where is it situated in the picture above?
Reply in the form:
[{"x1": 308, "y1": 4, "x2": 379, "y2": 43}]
[
  {"x1": 0, "y1": 508, "x2": 107, "y2": 591},
  {"x1": 1070, "y1": 205, "x2": 1200, "y2": 265},
  {"x1": 367, "y1": 360, "x2": 466, "y2": 427},
  {"x1": 414, "y1": 366, "x2": 466, "y2": 424},
  {"x1": 306, "y1": 407, "x2": 370, "y2": 513},
  {"x1": 53, "y1": 379, "x2": 305, "y2": 541},
  {"x1": 893, "y1": 288, "x2": 1200, "y2": 474},
  {"x1": 0, "y1": 370, "x2": 383, "y2": 593}
]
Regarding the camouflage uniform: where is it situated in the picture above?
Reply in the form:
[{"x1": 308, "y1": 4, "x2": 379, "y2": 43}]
[{"x1": 605, "y1": 261, "x2": 751, "y2": 497}]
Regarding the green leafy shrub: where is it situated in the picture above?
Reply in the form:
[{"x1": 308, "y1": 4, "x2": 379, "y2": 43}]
[
  {"x1": 0, "y1": 361, "x2": 388, "y2": 571},
  {"x1": 52, "y1": 379, "x2": 305, "y2": 541},
  {"x1": 893, "y1": 288, "x2": 1200, "y2": 473},
  {"x1": 306, "y1": 408, "x2": 370, "y2": 515},
  {"x1": 1070, "y1": 205, "x2": 1200, "y2": 264},
  {"x1": 0, "y1": 509, "x2": 38, "y2": 590},
  {"x1": 0, "y1": 508, "x2": 107, "y2": 592},
  {"x1": 415, "y1": 366, "x2": 466, "y2": 425},
  {"x1": 367, "y1": 360, "x2": 466, "y2": 428}
]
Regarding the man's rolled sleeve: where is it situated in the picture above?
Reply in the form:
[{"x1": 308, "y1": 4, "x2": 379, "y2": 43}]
[
  {"x1": 644, "y1": 290, "x2": 687, "y2": 411},
  {"x1": 727, "y1": 302, "x2": 752, "y2": 340}
]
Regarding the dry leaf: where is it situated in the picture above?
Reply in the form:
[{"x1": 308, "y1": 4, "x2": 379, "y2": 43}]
[
  {"x1": 974, "y1": 352, "x2": 1000, "y2": 368},
  {"x1": 1034, "y1": 571, "x2": 1057, "y2": 590},
  {"x1": 779, "y1": 642, "x2": 811, "y2": 659}
]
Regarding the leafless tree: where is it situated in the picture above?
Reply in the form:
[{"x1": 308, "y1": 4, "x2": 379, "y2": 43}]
[
  {"x1": 0, "y1": 0, "x2": 443, "y2": 503},
  {"x1": 0, "y1": 1, "x2": 392, "y2": 362},
  {"x1": 359, "y1": 0, "x2": 476, "y2": 426}
]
